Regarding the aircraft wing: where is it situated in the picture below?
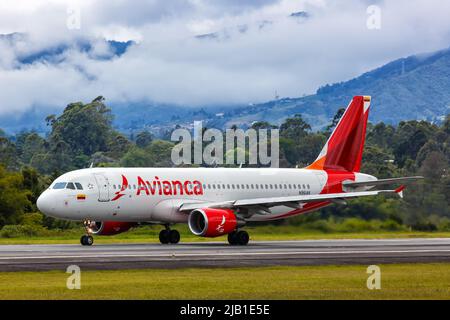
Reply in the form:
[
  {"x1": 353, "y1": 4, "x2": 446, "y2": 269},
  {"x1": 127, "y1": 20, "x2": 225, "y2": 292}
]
[{"x1": 178, "y1": 188, "x2": 404, "y2": 213}]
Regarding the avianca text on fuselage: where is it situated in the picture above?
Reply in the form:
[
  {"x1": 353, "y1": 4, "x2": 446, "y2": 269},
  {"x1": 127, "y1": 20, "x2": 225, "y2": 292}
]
[{"x1": 112, "y1": 175, "x2": 204, "y2": 201}]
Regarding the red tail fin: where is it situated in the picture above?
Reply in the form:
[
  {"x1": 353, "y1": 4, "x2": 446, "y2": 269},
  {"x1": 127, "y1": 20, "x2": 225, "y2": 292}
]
[{"x1": 307, "y1": 96, "x2": 371, "y2": 172}]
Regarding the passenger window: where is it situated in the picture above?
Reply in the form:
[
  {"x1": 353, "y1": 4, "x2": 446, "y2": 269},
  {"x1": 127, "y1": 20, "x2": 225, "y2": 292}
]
[
  {"x1": 53, "y1": 182, "x2": 67, "y2": 189},
  {"x1": 75, "y1": 183, "x2": 83, "y2": 190},
  {"x1": 66, "y1": 182, "x2": 76, "y2": 190}
]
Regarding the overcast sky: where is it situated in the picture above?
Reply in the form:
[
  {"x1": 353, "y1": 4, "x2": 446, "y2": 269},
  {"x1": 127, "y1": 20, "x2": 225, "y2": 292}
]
[{"x1": 0, "y1": 0, "x2": 449, "y2": 116}]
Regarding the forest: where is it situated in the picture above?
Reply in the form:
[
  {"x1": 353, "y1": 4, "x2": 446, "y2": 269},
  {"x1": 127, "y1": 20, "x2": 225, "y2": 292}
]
[{"x1": 0, "y1": 97, "x2": 448, "y2": 236}]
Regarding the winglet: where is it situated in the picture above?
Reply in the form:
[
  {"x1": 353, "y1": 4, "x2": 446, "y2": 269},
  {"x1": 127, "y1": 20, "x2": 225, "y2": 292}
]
[{"x1": 395, "y1": 185, "x2": 406, "y2": 199}]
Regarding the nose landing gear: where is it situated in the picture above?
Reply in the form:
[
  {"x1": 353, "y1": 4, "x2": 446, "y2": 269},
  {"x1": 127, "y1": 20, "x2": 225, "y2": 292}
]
[
  {"x1": 80, "y1": 220, "x2": 94, "y2": 246},
  {"x1": 159, "y1": 225, "x2": 180, "y2": 244},
  {"x1": 228, "y1": 230, "x2": 249, "y2": 245}
]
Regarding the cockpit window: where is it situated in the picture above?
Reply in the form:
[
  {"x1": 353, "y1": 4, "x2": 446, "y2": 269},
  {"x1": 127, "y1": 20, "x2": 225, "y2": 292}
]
[
  {"x1": 75, "y1": 183, "x2": 83, "y2": 190},
  {"x1": 66, "y1": 182, "x2": 76, "y2": 190},
  {"x1": 53, "y1": 182, "x2": 67, "y2": 189}
]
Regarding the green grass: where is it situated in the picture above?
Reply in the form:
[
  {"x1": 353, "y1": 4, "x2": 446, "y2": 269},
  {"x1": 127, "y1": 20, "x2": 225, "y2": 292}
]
[
  {"x1": 0, "y1": 263, "x2": 449, "y2": 299},
  {"x1": 0, "y1": 224, "x2": 449, "y2": 244}
]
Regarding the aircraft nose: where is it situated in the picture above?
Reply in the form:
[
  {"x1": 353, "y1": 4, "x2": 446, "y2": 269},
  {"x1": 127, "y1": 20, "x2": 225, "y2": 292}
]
[{"x1": 37, "y1": 191, "x2": 55, "y2": 215}]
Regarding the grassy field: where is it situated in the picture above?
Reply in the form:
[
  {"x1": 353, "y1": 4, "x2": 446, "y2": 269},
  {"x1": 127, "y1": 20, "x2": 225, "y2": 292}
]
[
  {"x1": 0, "y1": 224, "x2": 450, "y2": 244},
  {"x1": 0, "y1": 263, "x2": 449, "y2": 299}
]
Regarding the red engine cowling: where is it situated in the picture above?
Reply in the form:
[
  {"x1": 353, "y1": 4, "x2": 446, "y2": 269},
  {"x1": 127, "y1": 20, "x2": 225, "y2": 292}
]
[
  {"x1": 188, "y1": 208, "x2": 237, "y2": 237},
  {"x1": 89, "y1": 221, "x2": 137, "y2": 236}
]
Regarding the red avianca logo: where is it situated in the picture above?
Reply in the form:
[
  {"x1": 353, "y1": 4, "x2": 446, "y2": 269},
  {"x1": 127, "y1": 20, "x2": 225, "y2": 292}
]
[
  {"x1": 112, "y1": 175, "x2": 204, "y2": 201},
  {"x1": 111, "y1": 175, "x2": 129, "y2": 201}
]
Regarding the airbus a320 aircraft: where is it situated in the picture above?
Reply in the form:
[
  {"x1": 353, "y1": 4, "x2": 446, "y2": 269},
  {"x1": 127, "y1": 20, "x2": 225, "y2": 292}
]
[{"x1": 37, "y1": 96, "x2": 422, "y2": 246}]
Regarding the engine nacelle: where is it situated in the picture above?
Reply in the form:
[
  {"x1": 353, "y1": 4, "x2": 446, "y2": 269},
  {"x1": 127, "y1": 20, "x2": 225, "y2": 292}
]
[
  {"x1": 188, "y1": 208, "x2": 238, "y2": 237},
  {"x1": 89, "y1": 221, "x2": 136, "y2": 236}
]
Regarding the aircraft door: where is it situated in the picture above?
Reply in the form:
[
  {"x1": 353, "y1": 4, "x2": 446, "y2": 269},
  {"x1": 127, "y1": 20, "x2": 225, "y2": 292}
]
[{"x1": 93, "y1": 173, "x2": 110, "y2": 202}]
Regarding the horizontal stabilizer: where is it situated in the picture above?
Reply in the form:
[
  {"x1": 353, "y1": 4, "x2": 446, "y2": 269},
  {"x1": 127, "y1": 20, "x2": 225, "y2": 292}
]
[{"x1": 343, "y1": 176, "x2": 423, "y2": 189}]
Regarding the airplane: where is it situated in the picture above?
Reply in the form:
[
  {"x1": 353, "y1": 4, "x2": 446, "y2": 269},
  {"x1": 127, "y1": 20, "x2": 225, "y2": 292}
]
[{"x1": 36, "y1": 96, "x2": 422, "y2": 246}]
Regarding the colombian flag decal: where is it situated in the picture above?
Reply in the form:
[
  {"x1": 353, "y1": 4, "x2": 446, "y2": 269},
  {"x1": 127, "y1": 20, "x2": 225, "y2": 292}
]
[{"x1": 77, "y1": 194, "x2": 86, "y2": 200}]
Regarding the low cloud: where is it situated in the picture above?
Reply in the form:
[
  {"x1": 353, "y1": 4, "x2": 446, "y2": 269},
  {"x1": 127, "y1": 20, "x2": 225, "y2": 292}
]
[{"x1": 0, "y1": 0, "x2": 449, "y2": 117}]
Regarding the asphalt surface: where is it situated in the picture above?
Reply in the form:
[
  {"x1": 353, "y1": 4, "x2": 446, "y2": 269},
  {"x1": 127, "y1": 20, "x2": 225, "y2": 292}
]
[{"x1": 1, "y1": 238, "x2": 450, "y2": 271}]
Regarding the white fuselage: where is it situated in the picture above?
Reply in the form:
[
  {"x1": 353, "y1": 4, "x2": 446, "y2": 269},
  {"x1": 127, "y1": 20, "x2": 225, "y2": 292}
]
[{"x1": 37, "y1": 167, "x2": 372, "y2": 223}]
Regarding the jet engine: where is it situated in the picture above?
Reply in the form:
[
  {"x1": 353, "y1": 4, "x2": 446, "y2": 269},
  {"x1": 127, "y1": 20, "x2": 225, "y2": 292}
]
[
  {"x1": 88, "y1": 221, "x2": 136, "y2": 236},
  {"x1": 188, "y1": 208, "x2": 241, "y2": 237}
]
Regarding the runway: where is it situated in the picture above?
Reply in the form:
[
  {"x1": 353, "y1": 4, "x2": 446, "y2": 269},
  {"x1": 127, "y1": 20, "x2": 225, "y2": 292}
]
[{"x1": 1, "y1": 238, "x2": 450, "y2": 271}]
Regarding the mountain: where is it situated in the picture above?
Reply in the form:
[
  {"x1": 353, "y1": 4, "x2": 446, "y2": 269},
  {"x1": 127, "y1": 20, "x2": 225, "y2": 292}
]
[
  {"x1": 1, "y1": 39, "x2": 449, "y2": 136},
  {"x1": 215, "y1": 46, "x2": 450, "y2": 130},
  {"x1": 113, "y1": 46, "x2": 450, "y2": 135}
]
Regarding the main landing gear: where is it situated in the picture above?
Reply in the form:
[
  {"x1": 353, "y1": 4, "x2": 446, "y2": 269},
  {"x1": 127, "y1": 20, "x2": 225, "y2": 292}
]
[
  {"x1": 80, "y1": 220, "x2": 94, "y2": 246},
  {"x1": 228, "y1": 230, "x2": 249, "y2": 246},
  {"x1": 159, "y1": 225, "x2": 180, "y2": 244}
]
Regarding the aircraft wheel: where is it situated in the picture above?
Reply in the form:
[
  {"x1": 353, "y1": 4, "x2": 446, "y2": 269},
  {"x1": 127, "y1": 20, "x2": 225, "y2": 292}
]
[
  {"x1": 236, "y1": 230, "x2": 249, "y2": 245},
  {"x1": 227, "y1": 231, "x2": 238, "y2": 245},
  {"x1": 159, "y1": 230, "x2": 170, "y2": 244},
  {"x1": 169, "y1": 230, "x2": 180, "y2": 244},
  {"x1": 80, "y1": 235, "x2": 94, "y2": 246}
]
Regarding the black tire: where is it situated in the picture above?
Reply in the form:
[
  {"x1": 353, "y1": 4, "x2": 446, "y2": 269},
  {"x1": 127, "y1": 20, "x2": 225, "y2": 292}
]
[
  {"x1": 227, "y1": 231, "x2": 238, "y2": 245},
  {"x1": 169, "y1": 230, "x2": 180, "y2": 244},
  {"x1": 86, "y1": 235, "x2": 94, "y2": 246},
  {"x1": 80, "y1": 235, "x2": 93, "y2": 246},
  {"x1": 236, "y1": 230, "x2": 249, "y2": 245},
  {"x1": 159, "y1": 230, "x2": 170, "y2": 244}
]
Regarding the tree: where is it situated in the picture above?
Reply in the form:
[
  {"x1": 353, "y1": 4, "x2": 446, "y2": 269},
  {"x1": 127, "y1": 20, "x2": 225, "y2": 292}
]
[
  {"x1": 0, "y1": 166, "x2": 32, "y2": 226},
  {"x1": 251, "y1": 121, "x2": 278, "y2": 130},
  {"x1": 18, "y1": 132, "x2": 47, "y2": 165},
  {"x1": 280, "y1": 114, "x2": 311, "y2": 141},
  {"x1": 325, "y1": 107, "x2": 345, "y2": 136},
  {"x1": 0, "y1": 136, "x2": 17, "y2": 169},
  {"x1": 146, "y1": 140, "x2": 175, "y2": 167},
  {"x1": 48, "y1": 98, "x2": 114, "y2": 157},
  {"x1": 135, "y1": 131, "x2": 153, "y2": 148},
  {"x1": 121, "y1": 147, "x2": 155, "y2": 167},
  {"x1": 45, "y1": 97, "x2": 116, "y2": 171},
  {"x1": 107, "y1": 134, "x2": 132, "y2": 159}
]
